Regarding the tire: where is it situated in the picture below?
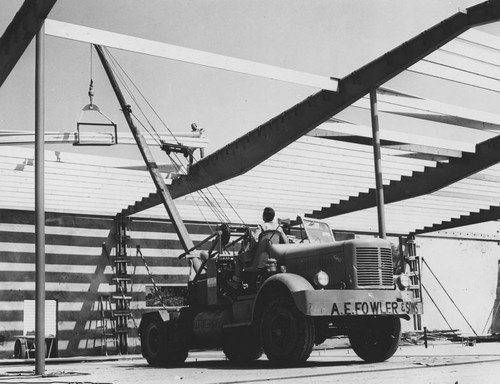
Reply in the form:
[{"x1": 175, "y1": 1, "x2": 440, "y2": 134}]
[
  {"x1": 260, "y1": 296, "x2": 315, "y2": 366},
  {"x1": 141, "y1": 320, "x2": 189, "y2": 367},
  {"x1": 162, "y1": 321, "x2": 189, "y2": 367},
  {"x1": 14, "y1": 338, "x2": 27, "y2": 359},
  {"x1": 348, "y1": 316, "x2": 401, "y2": 363},
  {"x1": 223, "y1": 327, "x2": 263, "y2": 364},
  {"x1": 141, "y1": 321, "x2": 163, "y2": 367}
]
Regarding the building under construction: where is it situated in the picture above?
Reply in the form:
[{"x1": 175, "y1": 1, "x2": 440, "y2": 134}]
[{"x1": 2, "y1": 0, "x2": 500, "y2": 360}]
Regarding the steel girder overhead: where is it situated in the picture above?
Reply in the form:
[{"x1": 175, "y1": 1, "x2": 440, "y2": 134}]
[
  {"x1": 415, "y1": 206, "x2": 500, "y2": 235},
  {"x1": 0, "y1": 0, "x2": 57, "y2": 88},
  {"x1": 308, "y1": 134, "x2": 500, "y2": 220},
  {"x1": 119, "y1": 0, "x2": 500, "y2": 219}
]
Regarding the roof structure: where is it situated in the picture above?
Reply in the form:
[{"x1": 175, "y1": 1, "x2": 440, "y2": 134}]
[{"x1": 3, "y1": 2, "x2": 500, "y2": 236}]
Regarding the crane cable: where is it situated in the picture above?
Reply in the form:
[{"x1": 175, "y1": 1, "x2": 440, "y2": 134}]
[
  {"x1": 188, "y1": 149, "x2": 249, "y2": 226},
  {"x1": 103, "y1": 48, "x2": 237, "y2": 224},
  {"x1": 102, "y1": 47, "x2": 162, "y2": 145},
  {"x1": 100, "y1": 47, "x2": 248, "y2": 228},
  {"x1": 88, "y1": 45, "x2": 94, "y2": 106},
  {"x1": 95, "y1": 47, "x2": 243, "y2": 311}
]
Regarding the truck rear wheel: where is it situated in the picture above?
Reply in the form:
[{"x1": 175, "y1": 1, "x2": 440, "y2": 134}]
[
  {"x1": 347, "y1": 315, "x2": 401, "y2": 363},
  {"x1": 223, "y1": 326, "x2": 263, "y2": 364},
  {"x1": 260, "y1": 296, "x2": 315, "y2": 366},
  {"x1": 141, "y1": 319, "x2": 188, "y2": 367},
  {"x1": 162, "y1": 321, "x2": 189, "y2": 366},
  {"x1": 141, "y1": 320, "x2": 164, "y2": 367}
]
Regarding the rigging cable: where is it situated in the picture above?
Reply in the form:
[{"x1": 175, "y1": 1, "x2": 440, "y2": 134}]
[
  {"x1": 422, "y1": 258, "x2": 478, "y2": 336},
  {"x1": 88, "y1": 44, "x2": 94, "y2": 105},
  {"x1": 421, "y1": 283, "x2": 457, "y2": 335},
  {"x1": 104, "y1": 47, "x2": 163, "y2": 144},
  {"x1": 102, "y1": 47, "x2": 162, "y2": 145},
  {"x1": 100, "y1": 47, "x2": 249, "y2": 228},
  {"x1": 102, "y1": 46, "x2": 228, "y2": 225},
  {"x1": 162, "y1": 148, "x2": 231, "y2": 224},
  {"x1": 188, "y1": 149, "x2": 249, "y2": 226},
  {"x1": 100, "y1": 49, "x2": 227, "y2": 226},
  {"x1": 482, "y1": 304, "x2": 495, "y2": 335}
]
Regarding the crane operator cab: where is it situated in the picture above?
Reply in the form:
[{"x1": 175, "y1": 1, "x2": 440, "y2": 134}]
[
  {"x1": 185, "y1": 216, "x2": 337, "y2": 304},
  {"x1": 237, "y1": 216, "x2": 335, "y2": 291}
]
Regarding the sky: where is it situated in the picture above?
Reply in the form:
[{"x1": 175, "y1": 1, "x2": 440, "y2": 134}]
[{"x1": 0, "y1": 0, "x2": 492, "y2": 162}]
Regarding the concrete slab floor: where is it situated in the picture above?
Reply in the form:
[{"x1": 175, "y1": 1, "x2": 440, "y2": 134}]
[{"x1": 0, "y1": 342, "x2": 499, "y2": 384}]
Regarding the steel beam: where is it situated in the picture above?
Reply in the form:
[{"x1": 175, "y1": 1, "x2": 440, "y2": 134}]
[
  {"x1": 118, "y1": 1, "x2": 500, "y2": 218},
  {"x1": 414, "y1": 206, "x2": 500, "y2": 235},
  {"x1": 44, "y1": 19, "x2": 338, "y2": 92},
  {"x1": 0, "y1": 0, "x2": 57, "y2": 88},
  {"x1": 308, "y1": 133, "x2": 500, "y2": 219},
  {"x1": 308, "y1": 126, "x2": 465, "y2": 159},
  {"x1": 0, "y1": 130, "x2": 208, "y2": 148}
]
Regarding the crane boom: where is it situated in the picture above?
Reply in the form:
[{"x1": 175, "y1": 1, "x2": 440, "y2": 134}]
[{"x1": 93, "y1": 44, "x2": 201, "y2": 273}]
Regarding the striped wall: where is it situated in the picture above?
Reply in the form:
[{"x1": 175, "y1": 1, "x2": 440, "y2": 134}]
[
  {"x1": 2, "y1": 207, "x2": 499, "y2": 358},
  {"x1": 0, "y1": 208, "x2": 215, "y2": 358}
]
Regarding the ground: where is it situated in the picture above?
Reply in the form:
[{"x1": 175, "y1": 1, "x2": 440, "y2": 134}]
[{"x1": 1, "y1": 340, "x2": 500, "y2": 384}]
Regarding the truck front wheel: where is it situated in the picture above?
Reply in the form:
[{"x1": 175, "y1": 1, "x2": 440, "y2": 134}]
[
  {"x1": 347, "y1": 315, "x2": 401, "y2": 362},
  {"x1": 260, "y1": 296, "x2": 315, "y2": 366}
]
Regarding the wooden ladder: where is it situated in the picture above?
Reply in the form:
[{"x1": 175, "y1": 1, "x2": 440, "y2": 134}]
[{"x1": 98, "y1": 295, "x2": 118, "y2": 355}]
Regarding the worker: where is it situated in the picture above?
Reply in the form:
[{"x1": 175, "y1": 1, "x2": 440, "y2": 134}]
[
  {"x1": 223, "y1": 207, "x2": 286, "y2": 300},
  {"x1": 258, "y1": 207, "x2": 286, "y2": 236}
]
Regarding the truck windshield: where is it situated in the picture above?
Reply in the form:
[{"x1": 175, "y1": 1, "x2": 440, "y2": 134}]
[{"x1": 302, "y1": 219, "x2": 335, "y2": 244}]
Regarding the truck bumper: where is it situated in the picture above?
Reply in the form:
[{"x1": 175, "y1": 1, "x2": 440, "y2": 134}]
[{"x1": 292, "y1": 289, "x2": 422, "y2": 317}]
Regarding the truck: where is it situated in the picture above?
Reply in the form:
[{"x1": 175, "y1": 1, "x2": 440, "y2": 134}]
[{"x1": 138, "y1": 216, "x2": 421, "y2": 367}]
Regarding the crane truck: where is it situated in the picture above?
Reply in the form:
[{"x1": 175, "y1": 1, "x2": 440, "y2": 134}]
[{"x1": 138, "y1": 217, "x2": 421, "y2": 366}]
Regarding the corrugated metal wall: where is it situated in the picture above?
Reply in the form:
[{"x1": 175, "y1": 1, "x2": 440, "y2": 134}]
[{"x1": 0, "y1": 208, "x2": 214, "y2": 358}]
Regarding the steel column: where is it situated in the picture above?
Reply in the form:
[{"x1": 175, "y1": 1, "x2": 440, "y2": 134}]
[
  {"x1": 35, "y1": 22, "x2": 46, "y2": 375},
  {"x1": 370, "y1": 89, "x2": 386, "y2": 239}
]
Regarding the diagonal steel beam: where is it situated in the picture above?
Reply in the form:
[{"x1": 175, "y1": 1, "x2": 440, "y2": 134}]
[
  {"x1": 119, "y1": 1, "x2": 500, "y2": 218},
  {"x1": 308, "y1": 133, "x2": 500, "y2": 219},
  {"x1": 0, "y1": 0, "x2": 57, "y2": 88},
  {"x1": 414, "y1": 205, "x2": 500, "y2": 235}
]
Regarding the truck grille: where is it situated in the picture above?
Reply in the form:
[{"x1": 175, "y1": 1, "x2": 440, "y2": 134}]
[{"x1": 355, "y1": 247, "x2": 394, "y2": 287}]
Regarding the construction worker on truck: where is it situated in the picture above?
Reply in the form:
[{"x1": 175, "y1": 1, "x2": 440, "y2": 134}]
[{"x1": 224, "y1": 207, "x2": 286, "y2": 299}]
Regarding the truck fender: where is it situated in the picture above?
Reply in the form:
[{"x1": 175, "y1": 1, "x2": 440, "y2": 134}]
[
  {"x1": 138, "y1": 310, "x2": 169, "y2": 335},
  {"x1": 252, "y1": 273, "x2": 314, "y2": 322}
]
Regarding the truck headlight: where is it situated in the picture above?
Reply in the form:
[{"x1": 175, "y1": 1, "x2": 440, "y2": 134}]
[
  {"x1": 314, "y1": 270, "x2": 329, "y2": 288},
  {"x1": 396, "y1": 274, "x2": 411, "y2": 290}
]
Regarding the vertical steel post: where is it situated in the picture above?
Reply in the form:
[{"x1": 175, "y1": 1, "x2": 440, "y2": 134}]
[
  {"x1": 35, "y1": 22, "x2": 46, "y2": 374},
  {"x1": 369, "y1": 89, "x2": 386, "y2": 239}
]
